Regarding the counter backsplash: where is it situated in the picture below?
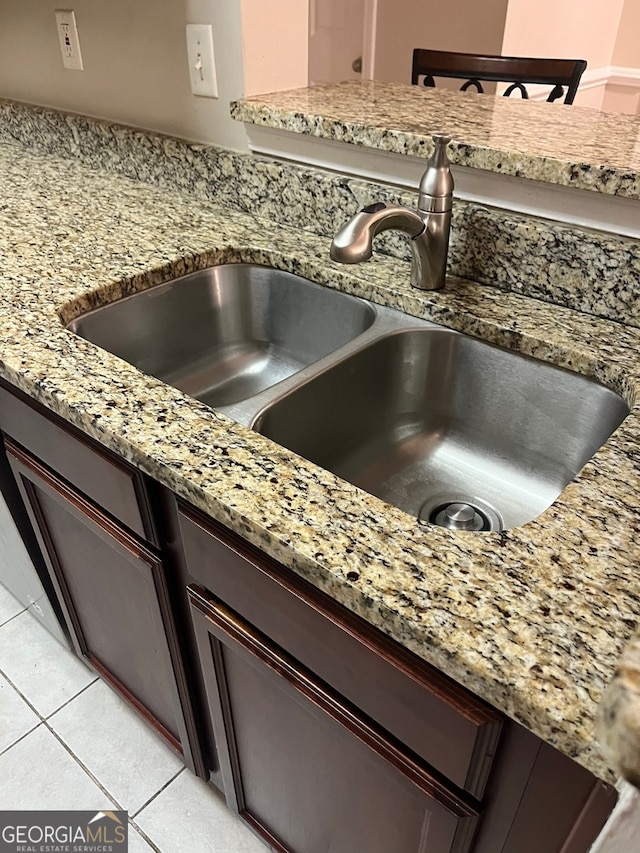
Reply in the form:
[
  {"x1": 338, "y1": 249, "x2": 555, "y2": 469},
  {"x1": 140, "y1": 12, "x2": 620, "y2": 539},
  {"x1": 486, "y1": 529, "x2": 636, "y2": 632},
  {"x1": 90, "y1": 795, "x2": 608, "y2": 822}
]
[{"x1": 4, "y1": 98, "x2": 639, "y2": 327}]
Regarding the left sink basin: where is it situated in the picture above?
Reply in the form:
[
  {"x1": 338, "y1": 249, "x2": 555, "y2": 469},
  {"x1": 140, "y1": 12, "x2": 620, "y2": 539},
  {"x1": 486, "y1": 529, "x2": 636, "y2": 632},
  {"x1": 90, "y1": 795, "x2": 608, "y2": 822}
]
[{"x1": 67, "y1": 264, "x2": 375, "y2": 407}]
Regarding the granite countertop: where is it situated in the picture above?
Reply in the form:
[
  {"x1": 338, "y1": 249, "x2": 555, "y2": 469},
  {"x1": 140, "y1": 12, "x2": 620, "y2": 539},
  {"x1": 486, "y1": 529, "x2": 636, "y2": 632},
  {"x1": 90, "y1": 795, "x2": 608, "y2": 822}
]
[
  {"x1": 231, "y1": 80, "x2": 640, "y2": 199},
  {"x1": 2, "y1": 133, "x2": 640, "y2": 785}
]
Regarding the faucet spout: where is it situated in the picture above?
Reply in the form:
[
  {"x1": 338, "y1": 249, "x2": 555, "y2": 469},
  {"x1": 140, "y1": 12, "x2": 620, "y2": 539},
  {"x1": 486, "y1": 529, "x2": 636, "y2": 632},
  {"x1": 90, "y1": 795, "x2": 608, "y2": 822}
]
[
  {"x1": 331, "y1": 202, "x2": 434, "y2": 289},
  {"x1": 331, "y1": 202, "x2": 425, "y2": 263},
  {"x1": 330, "y1": 134, "x2": 454, "y2": 291}
]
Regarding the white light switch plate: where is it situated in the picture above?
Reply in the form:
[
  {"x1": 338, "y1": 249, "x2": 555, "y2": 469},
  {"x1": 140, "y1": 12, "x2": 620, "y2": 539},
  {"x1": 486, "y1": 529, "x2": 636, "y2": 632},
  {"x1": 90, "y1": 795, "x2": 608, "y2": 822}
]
[{"x1": 186, "y1": 24, "x2": 218, "y2": 98}]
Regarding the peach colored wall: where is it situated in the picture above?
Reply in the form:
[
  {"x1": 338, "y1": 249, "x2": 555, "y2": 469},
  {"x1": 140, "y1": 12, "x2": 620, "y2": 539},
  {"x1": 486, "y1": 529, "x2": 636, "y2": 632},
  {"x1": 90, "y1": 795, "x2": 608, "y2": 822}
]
[
  {"x1": 573, "y1": 85, "x2": 608, "y2": 110},
  {"x1": 612, "y1": 0, "x2": 640, "y2": 66},
  {"x1": 602, "y1": 84, "x2": 640, "y2": 114},
  {"x1": 604, "y1": 0, "x2": 640, "y2": 115},
  {"x1": 501, "y1": 0, "x2": 625, "y2": 109},
  {"x1": 604, "y1": 0, "x2": 640, "y2": 117},
  {"x1": 372, "y1": 0, "x2": 510, "y2": 84},
  {"x1": 501, "y1": 0, "x2": 624, "y2": 68},
  {"x1": 240, "y1": 0, "x2": 309, "y2": 95}
]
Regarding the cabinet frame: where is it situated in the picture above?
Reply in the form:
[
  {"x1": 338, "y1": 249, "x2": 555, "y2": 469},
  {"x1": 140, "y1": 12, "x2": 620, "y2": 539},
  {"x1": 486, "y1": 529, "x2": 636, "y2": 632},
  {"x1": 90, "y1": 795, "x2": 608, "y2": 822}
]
[{"x1": 0, "y1": 382, "x2": 159, "y2": 545}]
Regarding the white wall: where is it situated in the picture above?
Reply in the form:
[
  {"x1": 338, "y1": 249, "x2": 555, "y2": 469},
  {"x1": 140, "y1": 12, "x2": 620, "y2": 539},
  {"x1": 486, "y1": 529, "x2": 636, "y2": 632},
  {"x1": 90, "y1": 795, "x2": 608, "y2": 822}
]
[
  {"x1": 0, "y1": 0, "x2": 247, "y2": 149},
  {"x1": 3, "y1": 0, "x2": 640, "y2": 144},
  {"x1": 1, "y1": 5, "x2": 640, "y2": 851},
  {"x1": 366, "y1": 0, "x2": 640, "y2": 111}
]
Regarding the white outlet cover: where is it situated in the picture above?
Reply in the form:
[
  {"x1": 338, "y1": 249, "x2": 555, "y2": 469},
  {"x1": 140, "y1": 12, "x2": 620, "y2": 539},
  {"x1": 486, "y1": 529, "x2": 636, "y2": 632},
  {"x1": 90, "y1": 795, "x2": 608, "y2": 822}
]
[
  {"x1": 186, "y1": 24, "x2": 218, "y2": 98},
  {"x1": 55, "y1": 9, "x2": 83, "y2": 71}
]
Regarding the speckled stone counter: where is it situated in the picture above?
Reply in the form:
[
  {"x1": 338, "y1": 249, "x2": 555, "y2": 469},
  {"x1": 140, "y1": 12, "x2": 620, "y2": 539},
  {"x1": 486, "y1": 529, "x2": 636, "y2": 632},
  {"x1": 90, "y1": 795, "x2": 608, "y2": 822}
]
[
  {"x1": 232, "y1": 80, "x2": 640, "y2": 199},
  {"x1": 1, "y1": 125, "x2": 640, "y2": 786},
  {"x1": 4, "y1": 97, "x2": 640, "y2": 328}
]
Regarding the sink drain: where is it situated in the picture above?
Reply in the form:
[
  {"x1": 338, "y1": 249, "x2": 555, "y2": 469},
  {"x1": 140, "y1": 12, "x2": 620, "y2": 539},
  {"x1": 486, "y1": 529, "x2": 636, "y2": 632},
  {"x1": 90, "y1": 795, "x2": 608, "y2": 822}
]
[
  {"x1": 432, "y1": 502, "x2": 486, "y2": 531},
  {"x1": 418, "y1": 495, "x2": 503, "y2": 532}
]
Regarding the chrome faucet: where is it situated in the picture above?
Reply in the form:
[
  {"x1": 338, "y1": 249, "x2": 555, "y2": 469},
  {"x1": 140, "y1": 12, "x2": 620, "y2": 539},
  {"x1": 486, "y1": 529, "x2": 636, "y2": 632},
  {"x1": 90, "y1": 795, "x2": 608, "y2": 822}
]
[{"x1": 330, "y1": 134, "x2": 454, "y2": 290}]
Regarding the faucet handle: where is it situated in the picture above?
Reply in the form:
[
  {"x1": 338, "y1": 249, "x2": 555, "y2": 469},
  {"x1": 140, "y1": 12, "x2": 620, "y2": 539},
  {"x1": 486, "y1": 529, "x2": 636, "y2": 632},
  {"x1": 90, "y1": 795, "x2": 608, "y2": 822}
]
[{"x1": 418, "y1": 133, "x2": 454, "y2": 213}]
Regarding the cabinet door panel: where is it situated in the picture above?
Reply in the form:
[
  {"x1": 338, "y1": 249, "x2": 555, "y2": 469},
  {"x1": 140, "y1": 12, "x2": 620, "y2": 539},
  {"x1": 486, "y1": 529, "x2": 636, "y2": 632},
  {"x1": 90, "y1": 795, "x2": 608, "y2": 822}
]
[
  {"x1": 6, "y1": 440, "x2": 182, "y2": 750},
  {"x1": 178, "y1": 503, "x2": 501, "y2": 798},
  {"x1": 189, "y1": 585, "x2": 479, "y2": 853}
]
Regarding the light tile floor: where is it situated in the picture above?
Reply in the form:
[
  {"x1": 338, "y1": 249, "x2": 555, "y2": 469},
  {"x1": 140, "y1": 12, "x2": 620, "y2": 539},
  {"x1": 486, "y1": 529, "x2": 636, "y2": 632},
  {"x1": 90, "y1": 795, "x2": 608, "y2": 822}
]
[{"x1": 0, "y1": 582, "x2": 266, "y2": 852}]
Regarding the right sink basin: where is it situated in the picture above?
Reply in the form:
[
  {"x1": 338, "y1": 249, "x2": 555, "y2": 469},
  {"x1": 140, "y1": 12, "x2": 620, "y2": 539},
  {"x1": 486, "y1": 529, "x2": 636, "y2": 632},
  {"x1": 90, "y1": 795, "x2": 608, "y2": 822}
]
[{"x1": 252, "y1": 328, "x2": 629, "y2": 530}]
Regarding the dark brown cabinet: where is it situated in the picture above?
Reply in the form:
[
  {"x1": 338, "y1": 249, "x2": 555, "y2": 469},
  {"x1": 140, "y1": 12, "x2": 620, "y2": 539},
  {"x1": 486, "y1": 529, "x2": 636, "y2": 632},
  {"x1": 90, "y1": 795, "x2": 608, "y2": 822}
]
[
  {"x1": 188, "y1": 584, "x2": 479, "y2": 853},
  {"x1": 5, "y1": 440, "x2": 182, "y2": 748},
  {"x1": 0, "y1": 384, "x2": 202, "y2": 772},
  {"x1": 0, "y1": 380, "x2": 618, "y2": 853},
  {"x1": 176, "y1": 503, "x2": 503, "y2": 800},
  {"x1": 176, "y1": 501, "x2": 618, "y2": 853}
]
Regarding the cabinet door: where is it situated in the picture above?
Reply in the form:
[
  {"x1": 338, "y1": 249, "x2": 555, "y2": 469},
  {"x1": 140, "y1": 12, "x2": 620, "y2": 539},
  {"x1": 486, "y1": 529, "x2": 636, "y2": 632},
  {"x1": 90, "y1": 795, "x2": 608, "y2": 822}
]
[
  {"x1": 178, "y1": 502, "x2": 501, "y2": 799},
  {"x1": 188, "y1": 585, "x2": 479, "y2": 853},
  {"x1": 5, "y1": 439, "x2": 185, "y2": 753}
]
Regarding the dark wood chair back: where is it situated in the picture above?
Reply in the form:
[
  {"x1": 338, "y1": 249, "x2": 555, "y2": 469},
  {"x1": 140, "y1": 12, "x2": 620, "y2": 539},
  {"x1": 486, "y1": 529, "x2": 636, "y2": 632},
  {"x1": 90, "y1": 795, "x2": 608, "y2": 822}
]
[{"x1": 411, "y1": 49, "x2": 587, "y2": 104}]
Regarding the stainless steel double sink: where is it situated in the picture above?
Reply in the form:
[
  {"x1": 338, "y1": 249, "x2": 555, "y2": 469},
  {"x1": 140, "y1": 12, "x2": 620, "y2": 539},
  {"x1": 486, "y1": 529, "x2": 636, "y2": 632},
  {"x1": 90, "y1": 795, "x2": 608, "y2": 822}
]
[{"x1": 67, "y1": 264, "x2": 629, "y2": 531}]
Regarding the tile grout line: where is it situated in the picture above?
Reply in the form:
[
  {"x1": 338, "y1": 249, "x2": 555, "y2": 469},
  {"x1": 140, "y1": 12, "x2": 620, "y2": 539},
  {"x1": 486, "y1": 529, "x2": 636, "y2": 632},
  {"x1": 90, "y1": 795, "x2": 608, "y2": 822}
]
[
  {"x1": 43, "y1": 675, "x2": 100, "y2": 718},
  {"x1": 0, "y1": 665, "x2": 48, "y2": 721},
  {"x1": 43, "y1": 720, "x2": 125, "y2": 811},
  {"x1": 131, "y1": 767, "x2": 186, "y2": 818},
  {"x1": 44, "y1": 709, "x2": 187, "y2": 847},
  {"x1": 0, "y1": 604, "x2": 28, "y2": 629},
  {"x1": 0, "y1": 720, "x2": 44, "y2": 759},
  {"x1": 0, "y1": 661, "x2": 98, "y2": 722},
  {"x1": 128, "y1": 768, "x2": 188, "y2": 853},
  {"x1": 128, "y1": 822, "x2": 163, "y2": 853},
  {"x1": 0, "y1": 668, "x2": 181, "y2": 853},
  {"x1": 1, "y1": 607, "x2": 194, "y2": 852}
]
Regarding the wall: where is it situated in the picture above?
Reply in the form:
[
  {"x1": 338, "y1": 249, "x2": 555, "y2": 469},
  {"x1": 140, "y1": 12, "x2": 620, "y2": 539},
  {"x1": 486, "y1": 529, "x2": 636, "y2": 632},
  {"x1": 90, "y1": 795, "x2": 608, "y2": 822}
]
[
  {"x1": 501, "y1": 0, "x2": 624, "y2": 67},
  {"x1": 612, "y1": 0, "x2": 640, "y2": 66},
  {"x1": 602, "y1": 0, "x2": 640, "y2": 114},
  {"x1": 241, "y1": 0, "x2": 308, "y2": 95},
  {"x1": 372, "y1": 0, "x2": 510, "y2": 84},
  {"x1": 1, "y1": 2, "x2": 640, "y2": 837},
  {"x1": 367, "y1": 0, "x2": 640, "y2": 112},
  {"x1": 3, "y1": 0, "x2": 640, "y2": 144},
  {"x1": 0, "y1": 0, "x2": 247, "y2": 149},
  {"x1": 501, "y1": 0, "x2": 625, "y2": 108}
]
